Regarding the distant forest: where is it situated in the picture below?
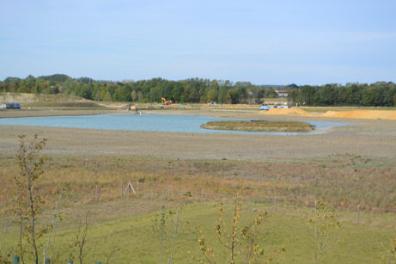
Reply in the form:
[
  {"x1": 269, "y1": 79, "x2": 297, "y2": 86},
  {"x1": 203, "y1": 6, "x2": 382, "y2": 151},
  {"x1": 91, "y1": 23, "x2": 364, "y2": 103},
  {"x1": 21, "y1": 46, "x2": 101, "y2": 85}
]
[{"x1": 1, "y1": 74, "x2": 396, "y2": 106}]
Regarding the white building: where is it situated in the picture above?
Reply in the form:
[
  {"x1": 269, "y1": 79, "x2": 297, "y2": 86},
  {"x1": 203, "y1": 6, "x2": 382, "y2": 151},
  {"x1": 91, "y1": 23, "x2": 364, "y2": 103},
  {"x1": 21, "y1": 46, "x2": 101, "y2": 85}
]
[{"x1": 274, "y1": 89, "x2": 289, "y2": 98}]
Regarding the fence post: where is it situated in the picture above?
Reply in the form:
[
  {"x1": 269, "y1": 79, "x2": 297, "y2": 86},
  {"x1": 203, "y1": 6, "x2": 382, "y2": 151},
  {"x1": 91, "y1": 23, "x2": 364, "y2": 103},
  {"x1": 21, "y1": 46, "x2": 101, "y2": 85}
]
[{"x1": 12, "y1": 256, "x2": 20, "y2": 264}]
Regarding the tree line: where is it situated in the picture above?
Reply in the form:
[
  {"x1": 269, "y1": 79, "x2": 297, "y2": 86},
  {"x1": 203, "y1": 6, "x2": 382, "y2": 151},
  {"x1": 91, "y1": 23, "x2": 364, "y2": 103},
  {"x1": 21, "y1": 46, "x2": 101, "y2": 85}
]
[
  {"x1": 0, "y1": 74, "x2": 278, "y2": 104},
  {"x1": 1, "y1": 74, "x2": 396, "y2": 106},
  {"x1": 289, "y1": 82, "x2": 396, "y2": 106}
]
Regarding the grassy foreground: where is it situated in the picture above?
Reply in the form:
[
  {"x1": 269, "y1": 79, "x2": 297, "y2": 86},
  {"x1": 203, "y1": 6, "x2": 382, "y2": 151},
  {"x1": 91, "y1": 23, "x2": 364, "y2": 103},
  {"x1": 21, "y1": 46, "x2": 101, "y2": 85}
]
[
  {"x1": 201, "y1": 120, "x2": 314, "y2": 132},
  {"x1": 1, "y1": 202, "x2": 394, "y2": 264}
]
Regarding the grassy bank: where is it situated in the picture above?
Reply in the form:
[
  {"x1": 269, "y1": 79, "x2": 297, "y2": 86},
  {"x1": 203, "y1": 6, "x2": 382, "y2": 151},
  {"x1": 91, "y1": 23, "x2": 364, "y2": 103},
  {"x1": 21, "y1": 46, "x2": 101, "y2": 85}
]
[{"x1": 201, "y1": 120, "x2": 314, "y2": 132}]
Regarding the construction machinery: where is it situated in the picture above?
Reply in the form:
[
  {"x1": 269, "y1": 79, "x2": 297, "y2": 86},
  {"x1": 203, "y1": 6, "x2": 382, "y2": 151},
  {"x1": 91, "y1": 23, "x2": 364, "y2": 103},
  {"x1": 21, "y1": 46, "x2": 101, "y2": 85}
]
[{"x1": 161, "y1": 97, "x2": 173, "y2": 105}]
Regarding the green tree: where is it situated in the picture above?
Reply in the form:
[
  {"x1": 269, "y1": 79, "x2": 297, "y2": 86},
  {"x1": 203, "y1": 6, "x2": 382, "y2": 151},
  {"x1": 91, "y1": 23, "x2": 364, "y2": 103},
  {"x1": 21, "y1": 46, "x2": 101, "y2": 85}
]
[
  {"x1": 103, "y1": 90, "x2": 113, "y2": 102},
  {"x1": 131, "y1": 90, "x2": 138, "y2": 102}
]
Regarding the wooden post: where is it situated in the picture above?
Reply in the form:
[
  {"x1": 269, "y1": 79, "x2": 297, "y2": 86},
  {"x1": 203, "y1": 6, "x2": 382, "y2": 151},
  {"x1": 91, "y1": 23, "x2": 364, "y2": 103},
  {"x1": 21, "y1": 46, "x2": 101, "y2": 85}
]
[
  {"x1": 124, "y1": 181, "x2": 136, "y2": 198},
  {"x1": 12, "y1": 256, "x2": 20, "y2": 264}
]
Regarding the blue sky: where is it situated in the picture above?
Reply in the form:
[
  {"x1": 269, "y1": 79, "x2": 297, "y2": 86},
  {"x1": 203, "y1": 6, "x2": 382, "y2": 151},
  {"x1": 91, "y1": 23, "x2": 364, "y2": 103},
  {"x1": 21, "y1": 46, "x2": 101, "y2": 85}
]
[{"x1": 0, "y1": 0, "x2": 395, "y2": 84}]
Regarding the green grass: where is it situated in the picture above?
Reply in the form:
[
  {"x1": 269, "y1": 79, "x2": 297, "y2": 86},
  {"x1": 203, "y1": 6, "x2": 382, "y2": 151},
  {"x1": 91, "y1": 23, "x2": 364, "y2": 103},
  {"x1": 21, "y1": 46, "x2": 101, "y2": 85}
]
[
  {"x1": 201, "y1": 120, "x2": 314, "y2": 132},
  {"x1": 1, "y1": 203, "x2": 394, "y2": 263}
]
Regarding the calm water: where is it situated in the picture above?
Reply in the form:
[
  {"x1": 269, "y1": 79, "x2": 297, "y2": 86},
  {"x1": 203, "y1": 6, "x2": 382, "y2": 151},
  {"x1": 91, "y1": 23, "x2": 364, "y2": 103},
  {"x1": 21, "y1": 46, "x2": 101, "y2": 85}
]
[{"x1": 0, "y1": 113, "x2": 345, "y2": 136}]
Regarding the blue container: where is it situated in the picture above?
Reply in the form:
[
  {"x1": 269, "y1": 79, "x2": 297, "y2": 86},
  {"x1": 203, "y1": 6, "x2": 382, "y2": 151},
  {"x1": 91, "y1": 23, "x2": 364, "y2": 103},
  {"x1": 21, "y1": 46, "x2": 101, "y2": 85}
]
[
  {"x1": 259, "y1": 105, "x2": 270, "y2": 111},
  {"x1": 6, "y1": 102, "x2": 21, "y2": 109}
]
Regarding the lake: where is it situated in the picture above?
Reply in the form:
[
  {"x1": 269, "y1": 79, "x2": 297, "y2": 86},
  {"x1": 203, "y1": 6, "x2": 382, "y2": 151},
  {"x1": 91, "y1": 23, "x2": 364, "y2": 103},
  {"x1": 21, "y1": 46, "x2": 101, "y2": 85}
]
[{"x1": 0, "y1": 113, "x2": 345, "y2": 136}]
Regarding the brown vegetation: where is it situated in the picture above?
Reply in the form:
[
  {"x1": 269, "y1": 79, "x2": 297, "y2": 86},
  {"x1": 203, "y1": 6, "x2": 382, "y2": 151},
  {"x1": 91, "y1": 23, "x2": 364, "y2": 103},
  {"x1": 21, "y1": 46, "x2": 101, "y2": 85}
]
[{"x1": 1, "y1": 153, "x2": 395, "y2": 217}]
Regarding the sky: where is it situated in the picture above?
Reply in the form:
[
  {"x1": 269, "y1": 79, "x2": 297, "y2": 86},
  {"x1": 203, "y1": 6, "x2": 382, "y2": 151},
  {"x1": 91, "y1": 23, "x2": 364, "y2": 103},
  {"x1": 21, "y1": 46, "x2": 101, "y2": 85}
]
[{"x1": 0, "y1": 0, "x2": 395, "y2": 85}]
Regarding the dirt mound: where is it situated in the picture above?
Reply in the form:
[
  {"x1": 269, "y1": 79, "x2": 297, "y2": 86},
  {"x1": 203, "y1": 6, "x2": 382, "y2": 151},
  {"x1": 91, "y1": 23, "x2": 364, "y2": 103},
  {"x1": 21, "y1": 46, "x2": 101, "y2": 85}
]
[
  {"x1": 323, "y1": 110, "x2": 396, "y2": 120},
  {"x1": 265, "y1": 108, "x2": 311, "y2": 116},
  {"x1": 262, "y1": 108, "x2": 396, "y2": 120},
  {"x1": 0, "y1": 93, "x2": 107, "y2": 109},
  {"x1": 0, "y1": 93, "x2": 38, "y2": 103},
  {"x1": 0, "y1": 92, "x2": 84, "y2": 104}
]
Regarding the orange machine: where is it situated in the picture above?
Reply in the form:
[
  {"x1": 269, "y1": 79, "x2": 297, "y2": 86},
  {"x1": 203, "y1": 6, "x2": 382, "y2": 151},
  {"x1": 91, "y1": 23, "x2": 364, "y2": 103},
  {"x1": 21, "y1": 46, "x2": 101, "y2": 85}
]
[{"x1": 161, "y1": 97, "x2": 173, "y2": 105}]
